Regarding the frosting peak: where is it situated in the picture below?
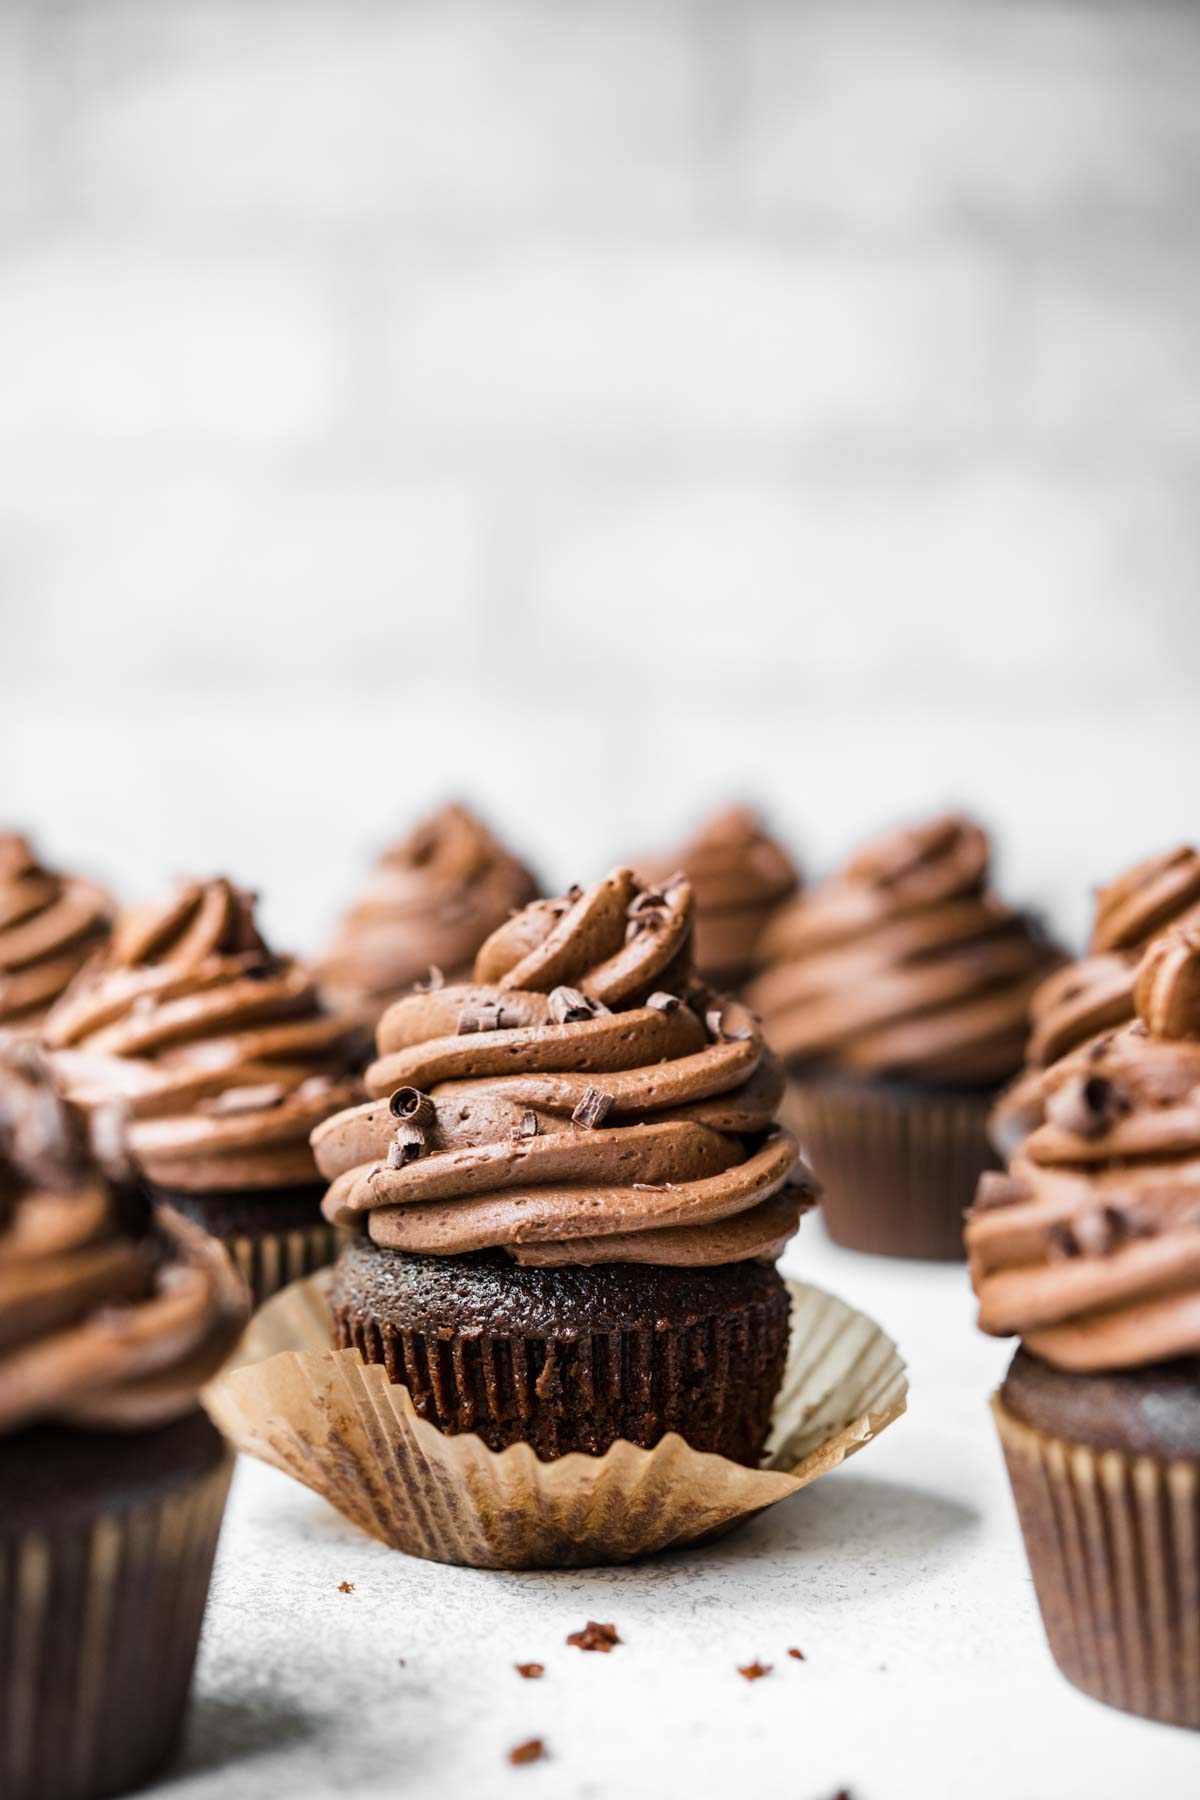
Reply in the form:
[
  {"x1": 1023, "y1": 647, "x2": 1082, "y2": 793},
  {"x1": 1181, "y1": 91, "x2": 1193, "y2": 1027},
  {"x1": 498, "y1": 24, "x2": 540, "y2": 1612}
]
[
  {"x1": 317, "y1": 805, "x2": 537, "y2": 1022},
  {"x1": 968, "y1": 928, "x2": 1200, "y2": 1372},
  {"x1": 0, "y1": 833, "x2": 111, "y2": 1031},
  {"x1": 0, "y1": 1041, "x2": 247, "y2": 1435},
  {"x1": 44, "y1": 878, "x2": 365, "y2": 1194},
  {"x1": 748, "y1": 814, "x2": 1057, "y2": 1086},
  {"x1": 313, "y1": 870, "x2": 809, "y2": 1267},
  {"x1": 636, "y1": 806, "x2": 799, "y2": 987}
]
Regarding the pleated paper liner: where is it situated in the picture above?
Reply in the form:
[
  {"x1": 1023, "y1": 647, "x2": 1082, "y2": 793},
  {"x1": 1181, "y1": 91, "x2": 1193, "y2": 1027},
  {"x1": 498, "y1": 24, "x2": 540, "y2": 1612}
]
[
  {"x1": 993, "y1": 1394, "x2": 1200, "y2": 1729},
  {"x1": 782, "y1": 1076, "x2": 996, "y2": 1260},
  {"x1": 224, "y1": 1220, "x2": 341, "y2": 1309},
  {"x1": 203, "y1": 1271, "x2": 907, "y2": 1570},
  {"x1": 0, "y1": 1425, "x2": 233, "y2": 1800}
]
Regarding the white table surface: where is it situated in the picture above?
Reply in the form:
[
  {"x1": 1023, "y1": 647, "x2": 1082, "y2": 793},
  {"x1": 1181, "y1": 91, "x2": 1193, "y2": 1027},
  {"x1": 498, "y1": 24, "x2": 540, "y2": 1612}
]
[{"x1": 155, "y1": 1222, "x2": 1200, "y2": 1800}]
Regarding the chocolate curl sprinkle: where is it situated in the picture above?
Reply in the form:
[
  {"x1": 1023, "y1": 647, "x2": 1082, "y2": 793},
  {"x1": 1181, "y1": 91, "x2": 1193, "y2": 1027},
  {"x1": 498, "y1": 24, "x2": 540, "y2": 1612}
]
[
  {"x1": 647, "y1": 990, "x2": 681, "y2": 1013},
  {"x1": 414, "y1": 965, "x2": 445, "y2": 994},
  {"x1": 513, "y1": 1109, "x2": 539, "y2": 1141},
  {"x1": 548, "y1": 986, "x2": 608, "y2": 1024},
  {"x1": 457, "y1": 1000, "x2": 512, "y2": 1034},
  {"x1": 387, "y1": 1122, "x2": 426, "y2": 1168},
  {"x1": 1044, "y1": 1072, "x2": 1129, "y2": 1139},
  {"x1": 571, "y1": 1087, "x2": 614, "y2": 1129},
  {"x1": 971, "y1": 1171, "x2": 1029, "y2": 1214},
  {"x1": 389, "y1": 1086, "x2": 436, "y2": 1128}
]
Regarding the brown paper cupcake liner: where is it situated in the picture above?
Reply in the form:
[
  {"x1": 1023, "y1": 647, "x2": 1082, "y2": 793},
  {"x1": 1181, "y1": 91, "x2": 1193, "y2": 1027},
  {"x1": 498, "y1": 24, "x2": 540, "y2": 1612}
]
[
  {"x1": 0, "y1": 1441, "x2": 233, "y2": 1800},
  {"x1": 993, "y1": 1394, "x2": 1200, "y2": 1728},
  {"x1": 782, "y1": 1076, "x2": 995, "y2": 1260},
  {"x1": 204, "y1": 1271, "x2": 907, "y2": 1570},
  {"x1": 226, "y1": 1221, "x2": 341, "y2": 1309}
]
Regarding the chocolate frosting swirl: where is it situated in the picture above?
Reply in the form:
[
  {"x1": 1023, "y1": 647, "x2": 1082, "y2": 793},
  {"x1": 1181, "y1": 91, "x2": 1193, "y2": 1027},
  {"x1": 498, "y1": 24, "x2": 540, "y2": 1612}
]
[
  {"x1": 317, "y1": 804, "x2": 538, "y2": 1022},
  {"x1": 991, "y1": 847, "x2": 1200, "y2": 1156},
  {"x1": 747, "y1": 815, "x2": 1059, "y2": 1086},
  {"x1": 0, "y1": 834, "x2": 111, "y2": 1031},
  {"x1": 313, "y1": 869, "x2": 810, "y2": 1267},
  {"x1": 637, "y1": 807, "x2": 799, "y2": 988},
  {"x1": 0, "y1": 1040, "x2": 247, "y2": 1435},
  {"x1": 968, "y1": 926, "x2": 1200, "y2": 1372},
  {"x1": 43, "y1": 878, "x2": 366, "y2": 1193}
]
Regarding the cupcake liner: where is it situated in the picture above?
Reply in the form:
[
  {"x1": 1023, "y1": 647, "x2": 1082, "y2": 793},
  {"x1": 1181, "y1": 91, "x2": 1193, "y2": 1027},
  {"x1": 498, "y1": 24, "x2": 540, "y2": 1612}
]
[
  {"x1": 0, "y1": 1442, "x2": 232, "y2": 1800},
  {"x1": 993, "y1": 1393, "x2": 1200, "y2": 1728},
  {"x1": 225, "y1": 1220, "x2": 341, "y2": 1309},
  {"x1": 782, "y1": 1076, "x2": 995, "y2": 1260},
  {"x1": 204, "y1": 1271, "x2": 907, "y2": 1570}
]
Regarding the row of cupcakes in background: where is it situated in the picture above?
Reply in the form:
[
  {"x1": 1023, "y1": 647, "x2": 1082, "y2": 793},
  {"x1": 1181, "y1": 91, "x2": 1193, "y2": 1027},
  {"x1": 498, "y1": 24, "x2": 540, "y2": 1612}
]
[
  {"x1": 4, "y1": 802, "x2": 1200, "y2": 1761},
  {"x1": 3, "y1": 801, "x2": 1059, "y2": 1282}
]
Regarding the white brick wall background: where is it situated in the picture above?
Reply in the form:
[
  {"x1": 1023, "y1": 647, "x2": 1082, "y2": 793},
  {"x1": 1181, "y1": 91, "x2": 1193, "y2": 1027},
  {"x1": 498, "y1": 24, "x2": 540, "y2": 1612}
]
[{"x1": 3, "y1": 0, "x2": 1199, "y2": 958}]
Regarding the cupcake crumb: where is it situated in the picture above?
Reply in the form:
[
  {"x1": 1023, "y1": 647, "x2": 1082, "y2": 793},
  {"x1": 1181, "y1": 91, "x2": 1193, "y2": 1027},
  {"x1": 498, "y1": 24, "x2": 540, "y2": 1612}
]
[
  {"x1": 567, "y1": 1621, "x2": 620, "y2": 1653},
  {"x1": 337, "y1": 1581, "x2": 355, "y2": 1594},
  {"x1": 787, "y1": 1647, "x2": 805, "y2": 1661},
  {"x1": 515, "y1": 1663, "x2": 544, "y2": 1680},
  {"x1": 509, "y1": 1739, "x2": 546, "y2": 1766},
  {"x1": 738, "y1": 1661, "x2": 772, "y2": 1681}
]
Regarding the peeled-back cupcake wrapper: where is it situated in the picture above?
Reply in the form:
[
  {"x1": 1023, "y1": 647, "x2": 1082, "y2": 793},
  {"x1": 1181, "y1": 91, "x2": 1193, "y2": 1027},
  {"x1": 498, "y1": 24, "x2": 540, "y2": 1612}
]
[
  {"x1": 0, "y1": 1450, "x2": 232, "y2": 1800},
  {"x1": 782, "y1": 1079, "x2": 994, "y2": 1261},
  {"x1": 993, "y1": 1395, "x2": 1200, "y2": 1729},
  {"x1": 223, "y1": 1220, "x2": 342, "y2": 1309},
  {"x1": 204, "y1": 1273, "x2": 907, "y2": 1570}
]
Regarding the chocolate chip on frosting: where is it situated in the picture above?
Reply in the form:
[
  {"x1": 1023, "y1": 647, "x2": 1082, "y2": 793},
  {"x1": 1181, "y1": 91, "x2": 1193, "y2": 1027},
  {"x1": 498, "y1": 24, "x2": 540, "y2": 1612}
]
[
  {"x1": 1043, "y1": 1072, "x2": 1130, "y2": 1139},
  {"x1": 457, "y1": 1000, "x2": 511, "y2": 1034},
  {"x1": 571, "y1": 1086, "x2": 614, "y2": 1129},
  {"x1": 387, "y1": 1122, "x2": 426, "y2": 1168},
  {"x1": 548, "y1": 986, "x2": 607, "y2": 1025},
  {"x1": 389, "y1": 1086, "x2": 436, "y2": 1129},
  {"x1": 971, "y1": 1171, "x2": 1029, "y2": 1214}
]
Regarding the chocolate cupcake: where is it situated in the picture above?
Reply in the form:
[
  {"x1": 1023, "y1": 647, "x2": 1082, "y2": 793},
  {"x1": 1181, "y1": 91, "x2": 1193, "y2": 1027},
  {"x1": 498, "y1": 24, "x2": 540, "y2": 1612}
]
[
  {"x1": 44, "y1": 877, "x2": 366, "y2": 1305},
  {"x1": 317, "y1": 803, "x2": 538, "y2": 1025},
  {"x1": 991, "y1": 845, "x2": 1200, "y2": 1160},
  {"x1": 748, "y1": 815, "x2": 1059, "y2": 1259},
  {"x1": 637, "y1": 806, "x2": 799, "y2": 991},
  {"x1": 313, "y1": 868, "x2": 811, "y2": 1464},
  {"x1": 0, "y1": 833, "x2": 111, "y2": 1033},
  {"x1": 967, "y1": 927, "x2": 1200, "y2": 1728},
  {"x1": 0, "y1": 1041, "x2": 247, "y2": 1800}
]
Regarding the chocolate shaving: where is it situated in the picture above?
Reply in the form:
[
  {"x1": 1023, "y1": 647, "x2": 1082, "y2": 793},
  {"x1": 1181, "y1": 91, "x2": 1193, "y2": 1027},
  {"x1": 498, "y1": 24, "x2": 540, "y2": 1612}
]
[
  {"x1": 509, "y1": 1740, "x2": 545, "y2": 1767},
  {"x1": 387, "y1": 1121, "x2": 426, "y2": 1167},
  {"x1": 414, "y1": 965, "x2": 445, "y2": 994},
  {"x1": 337, "y1": 1581, "x2": 355, "y2": 1594},
  {"x1": 514, "y1": 1663, "x2": 544, "y2": 1680},
  {"x1": 1046, "y1": 1222, "x2": 1081, "y2": 1261},
  {"x1": 738, "y1": 1661, "x2": 772, "y2": 1681},
  {"x1": 513, "y1": 1109, "x2": 539, "y2": 1141},
  {"x1": 198, "y1": 1082, "x2": 287, "y2": 1116},
  {"x1": 571, "y1": 1087, "x2": 614, "y2": 1129},
  {"x1": 646, "y1": 991, "x2": 681, "y2": 1013},
  {"x1": 787, "y1": 1647, "x2": 805, "y2": 1661},
  {"x1": 706, "y1": 1008, "x2": 725, "y2": 1039},
  {"x1": 971, "y1": 1171, "x2": 1029, "y2": 1214},
  {"x1": 567, "y1": 1621, "x2": 620, "y2": 1653},
  {"x1": 628, "y1": 889, "x2": 667, "y2": 917},
  {"x1": 1045, "y1": 1072, "x2": 1130, "y2": 1139},
  {"x1": 457, "y1": 1000, "x2": 511, "y2": 1034},
  {"x1": 389, "y1": 1086, "x2": 435, "y2": 1128},
  {"x1": 548, "y1": 986, "x2": 607, "y2": 1025}
]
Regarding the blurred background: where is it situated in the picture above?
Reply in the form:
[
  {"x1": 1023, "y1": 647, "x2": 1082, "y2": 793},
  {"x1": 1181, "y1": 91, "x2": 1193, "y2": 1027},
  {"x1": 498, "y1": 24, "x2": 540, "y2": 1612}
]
[{"x1": 3, "y1": 0, "x2": 1199, "y2": 955}]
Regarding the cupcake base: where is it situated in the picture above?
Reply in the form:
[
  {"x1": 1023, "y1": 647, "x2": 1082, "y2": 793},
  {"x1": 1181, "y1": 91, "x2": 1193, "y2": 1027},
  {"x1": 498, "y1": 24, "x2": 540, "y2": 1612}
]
[
  {"x1": 151, "y1": 1181, "x2": 340, "y2": 1308},
  {"x1": 782, "y1": 1068, "x2": 998, "y2": 1260},
  {"x1": 330, "y1": 1240, "x2": 791, "y2": 1464},
  {"x1": 995, "y1": 1349, "x2": 1200, "y2": 1729},
  {"x1": 0, "y1": 1411, "x2": 233, "y2": 1800}
]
